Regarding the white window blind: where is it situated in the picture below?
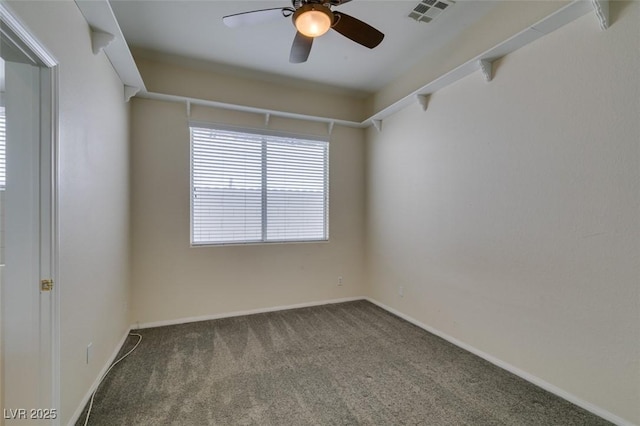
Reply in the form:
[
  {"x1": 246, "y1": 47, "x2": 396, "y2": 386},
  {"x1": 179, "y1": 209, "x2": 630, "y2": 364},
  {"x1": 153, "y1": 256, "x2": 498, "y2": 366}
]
[
  {"x1": 0, "y1": 107, "x2": 5, "y2": 190},
  {"x1": 191, "y1": 126, "x2": 328, "y2": 245}
]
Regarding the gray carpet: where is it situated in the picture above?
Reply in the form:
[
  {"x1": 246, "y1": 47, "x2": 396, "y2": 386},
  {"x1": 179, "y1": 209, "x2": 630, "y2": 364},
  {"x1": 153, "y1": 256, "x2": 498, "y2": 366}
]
[{"x1": 77, "y1": 300, "x2": 610, "y2": 425}]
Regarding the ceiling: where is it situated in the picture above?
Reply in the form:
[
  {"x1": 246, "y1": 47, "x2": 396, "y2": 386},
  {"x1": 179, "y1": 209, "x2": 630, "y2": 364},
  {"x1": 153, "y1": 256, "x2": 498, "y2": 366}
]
[{"x1": 109, "y1": 0, "x2": 502, "y2": 95}]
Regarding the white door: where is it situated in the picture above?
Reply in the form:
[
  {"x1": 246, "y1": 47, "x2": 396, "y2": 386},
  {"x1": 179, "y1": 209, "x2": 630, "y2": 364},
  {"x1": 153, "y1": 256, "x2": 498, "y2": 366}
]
[{"x1": 1, "y1": 10, "x2": 58, "y2": 425}]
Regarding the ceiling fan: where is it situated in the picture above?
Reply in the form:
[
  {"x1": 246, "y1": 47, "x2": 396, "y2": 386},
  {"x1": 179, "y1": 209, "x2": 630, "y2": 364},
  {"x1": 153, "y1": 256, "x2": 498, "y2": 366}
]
[{"x1": 222, "y1": 0, "x2": 385, "y2": 64}]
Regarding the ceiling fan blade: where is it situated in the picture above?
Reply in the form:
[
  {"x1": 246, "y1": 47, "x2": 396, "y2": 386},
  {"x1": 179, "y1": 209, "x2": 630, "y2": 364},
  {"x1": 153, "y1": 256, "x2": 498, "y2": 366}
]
[
  {"x1": 289, "y1": 31, "x2": 313, "y2": 63},
  {"x1": 332, "y1": 12, "x2": 384, "y2": 49},
  {"x1": 223, "y1": 8, "x2": 293, "y2": 28}
]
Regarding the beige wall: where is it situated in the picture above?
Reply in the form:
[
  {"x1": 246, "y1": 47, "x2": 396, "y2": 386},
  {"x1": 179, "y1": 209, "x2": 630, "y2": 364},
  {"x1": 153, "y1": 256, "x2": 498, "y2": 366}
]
[
  {"x1": 366, "y1": 0, "x2": 569, "y2": 115},
  {"x1": 365, "y1": 3, "x2": 639, "y2": 424},
  {"x1": 7, "y1": 1, "x2": 131, "y2": 424},
  {"x1": 130, "y1": 99, "x2": 366, "y2": 325},
  {"x1": 135, "y1": 56, "x2": 367, "y2": 123}
]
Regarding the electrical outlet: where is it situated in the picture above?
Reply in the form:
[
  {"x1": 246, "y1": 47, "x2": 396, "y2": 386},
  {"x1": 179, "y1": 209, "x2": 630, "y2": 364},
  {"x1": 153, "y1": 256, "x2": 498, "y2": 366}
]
[
  {"x1": 86, "y1": 342, "x2": 93, "y2": 364},
  {"x1": 338, "y1": 276, "x2": 343, "y2": 286},
  {"x1": 399, "y1": 286, "x2": 404, "y2": 297}
]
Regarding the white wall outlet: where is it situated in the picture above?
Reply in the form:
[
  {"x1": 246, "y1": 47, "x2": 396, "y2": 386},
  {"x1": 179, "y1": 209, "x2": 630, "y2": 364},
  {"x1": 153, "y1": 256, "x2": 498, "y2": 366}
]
[
  {"x1": 399, "y1": 286, "x2": 404, "y2": 297},
  {"x1": 86, "y1": 342, "x2": 93, "y2": 364},
  {"x1": 338, "y1": 276, "x2": 343, "y2": 286}
]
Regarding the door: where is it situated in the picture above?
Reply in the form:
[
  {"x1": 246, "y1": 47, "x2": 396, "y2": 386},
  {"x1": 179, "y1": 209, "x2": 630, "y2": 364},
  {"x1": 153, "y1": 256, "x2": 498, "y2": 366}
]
[{"x1": 0, "y1": 8, "x2": 58, "y2": 425}]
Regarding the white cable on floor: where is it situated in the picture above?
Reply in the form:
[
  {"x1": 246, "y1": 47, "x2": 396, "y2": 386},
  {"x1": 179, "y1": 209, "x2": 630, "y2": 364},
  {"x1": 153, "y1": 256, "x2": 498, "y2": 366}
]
[{"x1": 83, "y1": 333, "x2": 143, "y2": 426}]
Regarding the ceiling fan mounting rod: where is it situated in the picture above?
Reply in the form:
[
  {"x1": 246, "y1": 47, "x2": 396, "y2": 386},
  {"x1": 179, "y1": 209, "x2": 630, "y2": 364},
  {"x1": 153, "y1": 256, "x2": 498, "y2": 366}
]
[{"x1": 293, "y1": 0, "x2": 335, "y2": 8}]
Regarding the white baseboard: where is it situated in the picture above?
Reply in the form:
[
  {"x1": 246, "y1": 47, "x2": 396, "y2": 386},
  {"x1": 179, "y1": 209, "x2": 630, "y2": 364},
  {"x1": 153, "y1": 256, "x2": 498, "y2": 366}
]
[
  {"x1": 131, "y1": 296, "x2": 366, "y2": 330},
  {"x1": 67, "y1": 330, "x2": 132, "y2": 426},
  {"x1": 364, "y1": 297, "x2": 635, "y2": 426}
]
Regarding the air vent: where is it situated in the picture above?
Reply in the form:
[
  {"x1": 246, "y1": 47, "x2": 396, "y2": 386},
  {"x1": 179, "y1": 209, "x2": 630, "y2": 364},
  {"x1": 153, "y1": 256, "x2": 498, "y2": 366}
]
[{"x1": 408, "y1": 0, "x2": 455, "y2": 23}]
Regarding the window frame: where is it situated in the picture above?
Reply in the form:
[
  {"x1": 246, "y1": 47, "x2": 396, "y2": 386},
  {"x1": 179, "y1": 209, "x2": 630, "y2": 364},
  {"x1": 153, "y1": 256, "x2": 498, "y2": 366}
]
[
  {"x1": 0, "y1": 105, "x2": 5, "y2": 190},
  {"x1": 189, "y1": 122, "x2": 330, "y2": 247}
]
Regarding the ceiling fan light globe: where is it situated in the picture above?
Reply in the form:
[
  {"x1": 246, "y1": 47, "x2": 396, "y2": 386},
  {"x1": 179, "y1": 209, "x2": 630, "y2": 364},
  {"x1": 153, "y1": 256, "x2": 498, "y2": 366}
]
[{"x1": 294, "y1": 5, "x2": 333, "y2": 37}]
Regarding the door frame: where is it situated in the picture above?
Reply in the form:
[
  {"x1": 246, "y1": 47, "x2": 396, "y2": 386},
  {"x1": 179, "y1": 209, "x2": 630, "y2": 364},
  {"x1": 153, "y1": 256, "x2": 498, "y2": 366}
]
[{"x1": 0, "y1": 3, "x2": 60, "y2": 423}]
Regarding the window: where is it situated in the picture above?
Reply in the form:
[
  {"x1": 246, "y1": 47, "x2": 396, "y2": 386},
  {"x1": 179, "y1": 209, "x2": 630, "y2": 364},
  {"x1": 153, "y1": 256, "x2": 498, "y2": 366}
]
[{"x1": 190, "y1": 125, "x2": 329, "y2": 245}]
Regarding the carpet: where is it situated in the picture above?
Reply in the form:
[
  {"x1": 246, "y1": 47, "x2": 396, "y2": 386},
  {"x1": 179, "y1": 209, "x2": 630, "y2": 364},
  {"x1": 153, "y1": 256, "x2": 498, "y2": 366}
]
[{"x1": 77, "y1": 300, "x2": 610, "y2": 425}]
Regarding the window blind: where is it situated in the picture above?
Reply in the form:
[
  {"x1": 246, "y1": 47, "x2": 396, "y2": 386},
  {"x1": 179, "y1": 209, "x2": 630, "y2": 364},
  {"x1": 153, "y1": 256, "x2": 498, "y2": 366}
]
[
  {"x1": 0, "y1": 107, "x2": 5, "y2": 190},
  {"x1": 191, "y1": 126, "x2": 328, "y2": 245}
]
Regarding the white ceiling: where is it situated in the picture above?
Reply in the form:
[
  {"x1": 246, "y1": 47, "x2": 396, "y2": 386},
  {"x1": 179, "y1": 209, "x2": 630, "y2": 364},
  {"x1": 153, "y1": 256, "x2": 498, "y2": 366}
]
[{"x1": 109, "y1": 0, "x2": 501, "y2": 94}]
